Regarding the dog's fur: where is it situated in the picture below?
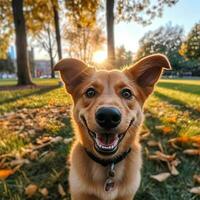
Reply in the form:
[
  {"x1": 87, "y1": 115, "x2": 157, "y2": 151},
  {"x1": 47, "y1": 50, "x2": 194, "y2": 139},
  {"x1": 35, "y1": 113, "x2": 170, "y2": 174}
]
[{"x1": 54, "y1": 54, "x2": 171, "y2": 200}]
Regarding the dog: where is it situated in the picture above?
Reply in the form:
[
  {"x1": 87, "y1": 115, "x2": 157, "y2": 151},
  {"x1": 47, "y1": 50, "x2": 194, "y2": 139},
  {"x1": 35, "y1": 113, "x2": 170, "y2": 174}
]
[{"x1": 54, "y1": 54, "x2": 171, "y2": 200}]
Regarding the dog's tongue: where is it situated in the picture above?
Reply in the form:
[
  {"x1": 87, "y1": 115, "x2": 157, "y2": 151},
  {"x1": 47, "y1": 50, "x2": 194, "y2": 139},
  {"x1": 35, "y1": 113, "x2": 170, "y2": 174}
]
[{"x1": 98, "y1": 134, "x2": 116, "y2": 145}]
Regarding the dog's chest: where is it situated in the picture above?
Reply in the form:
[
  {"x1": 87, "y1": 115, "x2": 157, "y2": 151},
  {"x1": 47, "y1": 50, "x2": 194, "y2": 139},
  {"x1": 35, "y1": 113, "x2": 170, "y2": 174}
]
[{"x1": 70, "y1": 161, "x2": 130, "y2": 200}]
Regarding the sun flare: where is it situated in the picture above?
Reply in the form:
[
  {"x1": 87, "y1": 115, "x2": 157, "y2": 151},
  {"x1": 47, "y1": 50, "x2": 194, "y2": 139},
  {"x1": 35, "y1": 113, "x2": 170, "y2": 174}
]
[{"x1": 92, "y1": 51, "x2": 107, "y2": 63}]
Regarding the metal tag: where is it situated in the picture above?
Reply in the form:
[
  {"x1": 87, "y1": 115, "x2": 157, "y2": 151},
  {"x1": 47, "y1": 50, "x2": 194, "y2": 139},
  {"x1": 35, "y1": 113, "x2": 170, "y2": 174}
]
[{"x1": 104, "y1": 177, "x2": 115, "y2": 192}]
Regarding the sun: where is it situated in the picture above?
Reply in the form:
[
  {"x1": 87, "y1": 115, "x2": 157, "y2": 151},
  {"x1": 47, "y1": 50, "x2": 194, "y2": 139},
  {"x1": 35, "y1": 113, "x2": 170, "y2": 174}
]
[{"x1": 92, "y1": 50, "x2": 107, "y2": 63}]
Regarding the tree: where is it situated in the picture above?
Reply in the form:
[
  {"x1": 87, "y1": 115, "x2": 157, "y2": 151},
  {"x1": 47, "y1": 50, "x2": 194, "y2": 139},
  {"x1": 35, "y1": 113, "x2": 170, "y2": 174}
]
[
  {"x1": 107, "y1": 0, "x2": 179, "y2": 67},
  {"x1": 64, "y1": 22, "x2": 105, "y2": 64},
  {"x1": 115, "y1": 45, "x2": 133, "y2": 68},
  {"x1": 52, "y1": 0, "x2": 62, "y2": 59},
  {"x1": 12, "y1": 0, "x2": 33, "y2": 85},
  {"x1": 106, "y1": 0, "x2": 115, "y2": 68},
  {"x1": 0, "y1": 54, "x2": 15, "y2": 74},
  {"x1": 0, "y1": 0, "x2": 61, "y2": 84},
  {"x1": 179, "y1": 22, "x2": 200, "y2": 60},
  {"x1": 136, "y1": 23, "x2": 185, "y2": 71},
  {"x1": 35, "y1": 24, "x2": 57, "y2": 78},
  {"x1": 0, "y1": 1, "x2": 13, "y2": 59}
]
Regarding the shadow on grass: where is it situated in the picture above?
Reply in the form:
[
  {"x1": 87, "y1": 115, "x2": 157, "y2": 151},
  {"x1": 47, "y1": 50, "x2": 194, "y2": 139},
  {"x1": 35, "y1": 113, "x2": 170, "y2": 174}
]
[
  {"x1": 0, "y1": 85, "x2": 60, "y2": 105},
  {"x1": 158, "y1": 82, "x2": 200, "y2": 96},
  {"x1": 154, "y1": 91, "x2": 200, "y2": 120}
]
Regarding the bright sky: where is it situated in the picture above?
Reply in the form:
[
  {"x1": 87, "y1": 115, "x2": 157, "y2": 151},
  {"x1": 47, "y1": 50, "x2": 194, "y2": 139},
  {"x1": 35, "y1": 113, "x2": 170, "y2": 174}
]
[
  {"x1": 35, "y1": 0, "x2": 200, "y2": 60},
  {"x1": 115, "y1": 0, "x2": 200, "y2": 53}
]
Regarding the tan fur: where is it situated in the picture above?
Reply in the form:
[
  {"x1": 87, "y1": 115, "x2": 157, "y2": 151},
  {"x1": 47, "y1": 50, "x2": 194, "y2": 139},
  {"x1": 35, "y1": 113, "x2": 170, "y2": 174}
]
[{"x1": 54, "y1": 54, "x2": 171, "y2": 200}]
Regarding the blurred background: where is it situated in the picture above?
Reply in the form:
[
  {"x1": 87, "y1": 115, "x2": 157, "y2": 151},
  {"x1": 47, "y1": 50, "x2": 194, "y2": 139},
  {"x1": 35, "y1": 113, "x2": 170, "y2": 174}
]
[
  {"x1": 0, "y1": 0, "x2": 200, "y2": 83},
  {"x1": 0, "y1": 0, "x2": 200, "y2": 200}
]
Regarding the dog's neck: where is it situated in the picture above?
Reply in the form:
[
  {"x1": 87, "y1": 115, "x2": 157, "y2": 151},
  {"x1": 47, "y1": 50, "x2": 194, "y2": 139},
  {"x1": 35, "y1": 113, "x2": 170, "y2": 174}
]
[{"x1": 84, "y1": 148, "x2": 132, "y2": 167}]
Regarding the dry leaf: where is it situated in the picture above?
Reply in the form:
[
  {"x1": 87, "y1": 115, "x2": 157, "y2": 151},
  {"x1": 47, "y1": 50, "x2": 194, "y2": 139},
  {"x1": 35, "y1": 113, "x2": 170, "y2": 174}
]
[
  {"x1": 0, "y1": 169, "x2": 15, "y2": 180},
  {"x1": 189, "y1": 187, "x2": 200, "y2": 195},
  {"x1": 10, "y1": 158, "x2": 30, "y2": 166},
  {"x1": 51, "y1": 136, "x2": 63, "y2": 143},
  {"x1": 147, "y1": 140, "x2": 163, "y2": 152},
  {"x1": 25, "y1": 184, "x2": 38, "y2": 197},
  {"x1": 170, "y1": 165, "x2": 179, "y2": 176},
  {"x1": 140, "y1": 130, "x2": 150, "y2": 140},
  {"x1": 148, "y1": 151, "x2": 175, "y2": 162},
  {"x1": 39, "y1": 188, "x2": 48, "y2": 197},
  {"x1": 147, "y1": 140, "x2": 159, "y2": 147},
  {"x1": 58, "y1": 184, "x2": 66, "y2": 197},
  {"x1": 183, "y1": 149, "x2": 200, "y2": 155},
  {"x1": 63, "y1": 138, "x2": 73, "y2": 144},
  {"x1": 193, "y1": 175, "x2": 200, "y2": 184},
  {"x1": 30, "y1": 151, "x2": 39, "y2": 160},
  {"x1": 150, "y1": 172, "x2": 171, "y2": 182}
]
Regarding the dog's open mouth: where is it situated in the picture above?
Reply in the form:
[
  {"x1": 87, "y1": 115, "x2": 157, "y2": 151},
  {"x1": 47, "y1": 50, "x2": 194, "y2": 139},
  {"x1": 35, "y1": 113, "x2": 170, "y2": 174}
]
[{"x1": 81, "y1": 116, "x2": 133, "y2": 155}]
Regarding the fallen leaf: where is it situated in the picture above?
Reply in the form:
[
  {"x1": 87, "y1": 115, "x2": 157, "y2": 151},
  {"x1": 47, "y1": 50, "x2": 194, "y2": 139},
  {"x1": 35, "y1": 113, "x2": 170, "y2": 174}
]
[
  {"x1": 189, "y1": 187, "x2": 200, "y2": 195},
  {"x1": 25, "y1": 184, "x2": 38, "y2": 197},
  {"x1": 147, "y1": 140, "x2": 159, "y2": 147},
  {"x1": 63, "y1": 138, "x2": 73, "y2": 144},
  {"x1": 193, "y1": 175, "x2": 200, "y2": 184},
  {"x1": 58, "y1": 184, "x2": 66, "y2": 197},
  {"x1": 183, "y1": 149, "x2": 200, "y2": 155},
  {"x1": 148, "y1": 151, "x2": 176, "y2": 162},
  {"x1": 30, "y1": 151, "x2": 39, "y2": 160},
  {"x1": 0, "y1": 169, "x2": 15, "y2": 180},
  {"x1": 167, "y1": 116, "x2": 177, "y2": 123},
  {"x1": 170, "y1": 164, "x2": 179, "y2": 176},
  {"x1": 150, "y1": 172, "x2": 171, "y2": 182},
  {"x1": 162, "y1": 126, "x2": 172, "y2": 134},
  {"x1": 39, "y1": 188, "x2": 48, "y2": 197},
  {"x1": 51, "y1": 136, "x2": 63, "y2": 143},
  {"x1": 140, "y1": 130, "x2": 150, "y2": 140},
  {"x1": 10, "y1": 158, "x2": 30, "y2": 166}
]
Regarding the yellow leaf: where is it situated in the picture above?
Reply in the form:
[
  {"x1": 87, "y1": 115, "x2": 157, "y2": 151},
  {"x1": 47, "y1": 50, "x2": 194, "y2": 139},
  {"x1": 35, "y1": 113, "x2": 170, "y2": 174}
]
[
  {"x1": 25, "y1": 184, "x2": 38, "y2": 197},
  {"x1": 150, "y1": 172, "x2": 171, "y2": 182},
  {"x1": 0, "y1": 169, "x2": 15, "y2": 180}
]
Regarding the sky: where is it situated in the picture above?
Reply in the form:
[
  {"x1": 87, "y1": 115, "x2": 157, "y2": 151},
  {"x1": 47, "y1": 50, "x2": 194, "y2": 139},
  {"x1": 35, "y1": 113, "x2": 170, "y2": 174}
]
[
  {"x1": 115, "y1": 0, "x2": 200, "y2": 53},
  {"x1": 34, "y1": 0, "x2": 200, "y2": 60}
]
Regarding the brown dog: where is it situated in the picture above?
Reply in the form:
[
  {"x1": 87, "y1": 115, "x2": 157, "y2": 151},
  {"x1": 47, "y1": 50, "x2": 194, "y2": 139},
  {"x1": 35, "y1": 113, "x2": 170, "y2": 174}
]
[{"x1": 54, "y1": 54, "x2": 171, "y2": 200}]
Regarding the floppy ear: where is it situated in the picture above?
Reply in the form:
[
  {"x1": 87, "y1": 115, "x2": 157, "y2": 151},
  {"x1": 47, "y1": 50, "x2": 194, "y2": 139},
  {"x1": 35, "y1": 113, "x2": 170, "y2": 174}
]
[
  {"x1": 124, "y1": 54, "x2": 171, "y2": 96},
  {"x1": 54, "y1": 58, "x2": 94, "y2": 93}
]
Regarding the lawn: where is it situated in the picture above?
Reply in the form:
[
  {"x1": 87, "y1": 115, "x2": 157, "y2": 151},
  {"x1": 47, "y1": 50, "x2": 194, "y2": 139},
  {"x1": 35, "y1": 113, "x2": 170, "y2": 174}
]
[{"x1": 0, "y1": 78, "x2": 200, "y2": 200}]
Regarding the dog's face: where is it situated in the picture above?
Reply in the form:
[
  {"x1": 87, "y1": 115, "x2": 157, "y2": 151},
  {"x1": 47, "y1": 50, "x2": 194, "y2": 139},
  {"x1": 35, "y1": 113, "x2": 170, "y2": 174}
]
[{"x1": 54, "y1": 54, "x2": 171, "y2": 158}]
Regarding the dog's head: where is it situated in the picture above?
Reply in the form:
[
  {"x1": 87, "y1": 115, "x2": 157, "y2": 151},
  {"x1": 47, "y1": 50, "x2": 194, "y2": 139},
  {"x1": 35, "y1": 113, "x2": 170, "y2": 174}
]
[{"x1": 54, "y1": 54, "x2": 171, "y2": 158}]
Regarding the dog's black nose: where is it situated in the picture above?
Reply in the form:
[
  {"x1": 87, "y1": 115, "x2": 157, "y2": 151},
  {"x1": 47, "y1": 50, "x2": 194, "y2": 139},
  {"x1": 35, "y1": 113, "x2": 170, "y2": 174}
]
[{"x1": 95, "y1": 107, "x2": 121, "y2": 129}]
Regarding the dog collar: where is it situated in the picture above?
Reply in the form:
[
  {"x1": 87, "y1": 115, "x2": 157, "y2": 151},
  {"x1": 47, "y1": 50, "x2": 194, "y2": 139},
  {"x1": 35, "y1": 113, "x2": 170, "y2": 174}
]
[{"x1": 85, "y1": 148, "x2": 131, "y2": 167}]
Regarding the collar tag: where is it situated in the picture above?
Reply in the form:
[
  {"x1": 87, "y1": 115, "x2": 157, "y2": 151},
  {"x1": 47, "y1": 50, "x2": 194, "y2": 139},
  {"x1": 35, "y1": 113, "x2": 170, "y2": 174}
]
[{"x1": 104, "y1": 163, "x2": 116, "y2": 192}]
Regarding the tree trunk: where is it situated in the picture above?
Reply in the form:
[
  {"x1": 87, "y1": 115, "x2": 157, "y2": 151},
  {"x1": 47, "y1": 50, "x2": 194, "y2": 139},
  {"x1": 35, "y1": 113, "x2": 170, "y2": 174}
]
[
  {"x1": 53, "y1": 0, "x2": 62, "y2": 60},
  {"x1": 106, "y1": 0, "x2": 115, "y2": 69},
  {"x1": 47, "y1": 26, "x2": 55, "y2": 78},
  {"x1": 12, "y1": 0, "x2": 33, "y2": 85}
]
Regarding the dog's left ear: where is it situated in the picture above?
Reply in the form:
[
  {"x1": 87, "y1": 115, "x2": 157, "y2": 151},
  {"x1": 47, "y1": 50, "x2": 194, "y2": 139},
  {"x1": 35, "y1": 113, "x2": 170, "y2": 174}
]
[
  {"x1": 124, "y1": 54, "x2": 171, "y2": 96},
  {"x1": 54, "y1": 58, "x2": 95, "y2": 94}
]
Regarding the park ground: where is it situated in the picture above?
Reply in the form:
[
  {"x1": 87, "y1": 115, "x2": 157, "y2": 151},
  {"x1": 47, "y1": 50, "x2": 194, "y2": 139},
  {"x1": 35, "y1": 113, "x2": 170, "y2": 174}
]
[{"x1": 0, "y1": 78, "x2": 200, "y2": 200}]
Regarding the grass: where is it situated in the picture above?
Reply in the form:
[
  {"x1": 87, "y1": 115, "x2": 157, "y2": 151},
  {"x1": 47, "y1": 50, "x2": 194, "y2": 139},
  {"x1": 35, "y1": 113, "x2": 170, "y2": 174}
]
[{"x1": 0, "y1": 78, "x2": 200, "y2": 200}]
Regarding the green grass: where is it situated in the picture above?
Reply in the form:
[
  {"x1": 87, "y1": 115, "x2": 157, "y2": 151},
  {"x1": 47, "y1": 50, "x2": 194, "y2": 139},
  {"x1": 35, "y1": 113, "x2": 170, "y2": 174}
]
[{"x1": 0, "y1": 78, "x2": 200, "y2": 200}]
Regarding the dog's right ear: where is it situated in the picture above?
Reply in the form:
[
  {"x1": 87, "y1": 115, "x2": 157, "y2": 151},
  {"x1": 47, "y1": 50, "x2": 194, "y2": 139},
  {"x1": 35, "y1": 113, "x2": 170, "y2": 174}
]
[{"x1": 54, "y1": 58, "x2": 94, "y2": 93}]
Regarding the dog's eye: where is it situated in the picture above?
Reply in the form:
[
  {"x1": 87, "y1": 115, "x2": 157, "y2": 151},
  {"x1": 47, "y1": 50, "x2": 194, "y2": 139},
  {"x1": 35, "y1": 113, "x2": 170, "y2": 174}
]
[
  {"x1": 121, "y1": 88, "x2": 133, "y2": 99},
  {"x1": 85, "y1": 88, "x2": 96, "y2": 98}
]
